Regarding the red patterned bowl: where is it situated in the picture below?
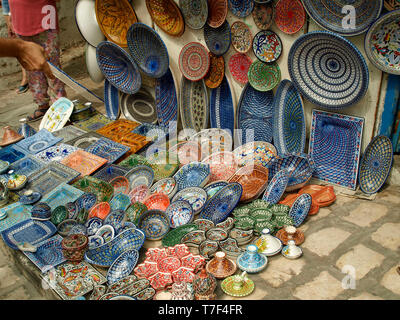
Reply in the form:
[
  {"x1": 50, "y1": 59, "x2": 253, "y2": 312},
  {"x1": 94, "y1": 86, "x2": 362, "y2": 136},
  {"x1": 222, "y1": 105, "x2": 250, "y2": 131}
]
[
  {"x1": 61, "y1": 233, "x2": 89, "y2": 262},
  {"x1": 128, "y1": 184, "x2": 150, "y2": 204},
  {"x1": 110, "y1": 176, "x2": 130, "y2": 194},
  {"x1": 88, "y1": 202, "x2": 111, "y2": 220},
  {"x1": 143, "y1": 192, "x2": 170, "y2": 211},
  {"x1": 202, "y1": 151, "x2": 238, "y2": 182}
]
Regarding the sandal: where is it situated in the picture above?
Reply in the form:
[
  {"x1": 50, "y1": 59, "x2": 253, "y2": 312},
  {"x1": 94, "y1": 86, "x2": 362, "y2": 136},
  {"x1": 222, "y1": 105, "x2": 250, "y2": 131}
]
[
  {"x1": 16, "y1": 83, "x2": 29, "y2": 94},
  {"x1": 26, "y1": 108, "x2": 48, "y2": 122}
]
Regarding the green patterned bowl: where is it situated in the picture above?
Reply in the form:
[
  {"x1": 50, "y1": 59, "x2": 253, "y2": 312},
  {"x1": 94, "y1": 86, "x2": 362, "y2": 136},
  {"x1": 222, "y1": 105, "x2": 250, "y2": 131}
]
[
  {"x1": 126, "y1": 202, "x2": 147, "y2": 225},
  {"x1": 51, "y1": 205, "x2": 69, "y2": 226},
  {"x1": 73, "y1": 176, "x2": 114, "y2": 203}
]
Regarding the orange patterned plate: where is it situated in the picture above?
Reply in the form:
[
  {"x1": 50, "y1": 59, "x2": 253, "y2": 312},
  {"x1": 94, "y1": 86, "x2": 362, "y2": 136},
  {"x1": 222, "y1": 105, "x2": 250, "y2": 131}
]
[
  {"x1": 61, "y1": 150, "x2": 108, "y2": 178},
  {"x1": 297, "y1": 185, "x2": 336, "y2": 207},
  {"x1": 115, "y1": 132, "x2": 151, "y2": 156},
  {"x1": 207, "y1": 0, "x2": 228, "y2": 28},
  {"x1": 95, "y1": 0, "x2": 137, "y2": 47},
  {"x1": 146, "y1": 0, "x2": 185, "y2": 37},
  {"x1": 204, "y1": 52, "x2": 225, "y2": 89},
  {"x1": 228, "y1": 164, "x2": 268, "y2": 202},
  {"x1": 96, "y1": 119, "x2": 140, "y2": 141}
]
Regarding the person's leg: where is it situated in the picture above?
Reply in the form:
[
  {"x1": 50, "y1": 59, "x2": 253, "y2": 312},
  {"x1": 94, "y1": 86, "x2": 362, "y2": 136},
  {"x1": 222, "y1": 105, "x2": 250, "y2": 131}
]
[{"x1": 43, "y1": 29, "x2": 66, "y2": 105}]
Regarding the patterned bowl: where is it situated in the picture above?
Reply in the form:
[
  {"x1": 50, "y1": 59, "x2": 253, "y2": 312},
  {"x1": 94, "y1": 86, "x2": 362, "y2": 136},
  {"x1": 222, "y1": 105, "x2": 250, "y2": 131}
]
[
  {"x1": 143, "y1": 193, "x2": 170, "y2": 211},
  {"x1": 202, "y1": 151, "x2": 238, "y2": 182},
  {"x1": 174, "y1": 162, "x2": 211, "y2": 191},
  {"x1": 89, "y1": 202, "x2": 111, "y2": 220},
  {"x1": 166, "y1": 200, "x2": 194, "y2": 228},
  {"x1": 31, "y1": 202, "x2": 52, "y2": 221},
  {"x1": 179, "y1": 42, "x2": 211, "y2": 81},
  {"x1": 126, "y1": 201, "x2": 148, "y2": 225},
  {"x1": 61, "y1": 233, "x2": 89, "y2": 262},
  {"x1": 137, "y1": 209, "x2": 170, "y2": 241},
  {"x1": 267, "y1": 153, "x2": 316, "y2": 192},
  {"x1": 96, "y1": 41, "x2": 142, "y2": 95},
  {"x1": 128, "y1": 184, "x2": 150, "y2": 204},
  {"x1": 171, "y1": 187, "x2": 208, "y2": 215},
  {"x1": 289, "y1": 193, "x2": 312, "y2": 227},
  {"x1": 127, "y1": 23, "x2": 169, "y2": 79},
  {"x1": 57, "y1": 219, "x2": 79, "y2": 237},
  {"x1": 228, "y1": 0, "x2": 254, "y2": 18},
  {"x1": 204, "y1": 20, "x2": 231, "y2": 56},
  {"x1": 51, "y1": 206, "x2": 68, "y2": 226},
  {"x1": 109, "y1": 176, "x2": 130, "y2": 195},
  {"x1": 207, "y1": 0, "x2": 228, "y2": 28}
]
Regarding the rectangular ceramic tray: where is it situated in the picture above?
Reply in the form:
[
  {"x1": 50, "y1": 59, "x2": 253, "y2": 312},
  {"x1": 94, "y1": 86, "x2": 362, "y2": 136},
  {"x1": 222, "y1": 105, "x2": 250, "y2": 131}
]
[
  {"x1": 0, "y1": 203, "x2": 31, "y2": 233},
  {"x1": 18, "y1": 162, "x2": 81, "y2": 197},
  {"x1": 85, "y1": 137, "x2": 130, "y2": 164},
  {"x1": 60, "y1": 149, "x2": 108, "y2": 178},
  {"x1": 16, "y1": 129, "x2": 63, "y2": 154},
  {"x1": 73, "y1": 113, "x2": 112, "y2": 132},
  {"x1": 96, "y1": 119, "x2": 140, "y2": 141},
  {"x1": 309, "y1": 109, "x2": 364, "y2": 190},
  {"x1": 64, "y1": 131, "x2": 105, "y2": 150},
  {"x1": 10, "y1": 155, "x2": 45, "y2": 178},
  {"x1": 23, "y1": 235, "x2": 66, "y2": 273},
  {"x1": 115, "y1": 132, "x2": 151, "y2": 156},
  {"x1": 0, "y1": 145, "x2": 28, "y2": 164},
  {"x1": 41, "y1": 183, "x2": 84, "y2": 210},
  {"x1": 41, "y1": 261, "x2": 106, "y2": 300},
  {"x1": 92, "y1": 164, "x2": 131, "y2": 182},
  {"x1": 53, "y1": 125, "x2": 87, "y2": 142}
]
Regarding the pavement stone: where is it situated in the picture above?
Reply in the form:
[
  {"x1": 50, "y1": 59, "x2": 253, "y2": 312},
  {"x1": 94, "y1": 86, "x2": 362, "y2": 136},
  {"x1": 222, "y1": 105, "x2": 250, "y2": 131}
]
[
  {"x1": 260, "y1": 256, "x2": 305, "y2": 288},
  {"x1": 349, "y1": 292, "x2": 384, "y2": 300},
  {"x1": 302, "y1": 227, "x2": 351, "y2": 257},
  {"x1": 371, "y1": 223, "x2": 400, "y2": 251},
  {"x1": 343, "y1": 203, "x2": 388, "y2": 227},
  {"x1": 380, "y1": 266, "x2": 400, "y2": 296}
]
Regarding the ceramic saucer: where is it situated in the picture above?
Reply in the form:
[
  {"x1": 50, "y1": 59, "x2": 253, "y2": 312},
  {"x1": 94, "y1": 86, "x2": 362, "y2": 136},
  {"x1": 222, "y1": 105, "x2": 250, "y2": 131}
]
[{"x1": 221, "y1": 276, "x2": 255, "y2": 297}]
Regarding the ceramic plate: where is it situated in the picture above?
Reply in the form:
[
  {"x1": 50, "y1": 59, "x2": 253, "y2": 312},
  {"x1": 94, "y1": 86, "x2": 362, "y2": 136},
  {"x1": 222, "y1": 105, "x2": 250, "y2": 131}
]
[
  {"x1": 179, "y1": 42, "x2": 210, "y2": 81},
  {"x1": 16, "y1": 129, "x2": 63, "y2": 155},
  {"x1": 107, "y1": 249, "x2": 139, "y2": 284},
  {"x1": 207, "y1": 0, "x2": 228, "y2": 28},
  {"x1": 34, "y1": 144, "x2": 79, "y2": 164},
  {"x1": 150, "y1": 177, "x2": 178, "y2": 199},
  {"x1": 10, "y1": 155, "x2": 44, "y2": 179},
  {"x1": 359, "y1": 135, "x2": 394, "y2": 194},
  {"x1": 146, "y1": 0, "x2": 185, "y2": 37},
  {"x1": 86, "y1": 43, "x2": 105, "y2": 83},
  {"x1": 85, "y1": 137, "x2": 129, "y2": 164},
  {"x1": 41, "y1": 183, "x2": 84, "y2": 210},
  {"x1": 252, "y1": 1, "x2": 275, "y2": 30},
  {"x1": 120, "y1": 88, "x2": 158, "y2": 124},
  {"x1": 53, "y1": 125, "x2": 87, "y2": 143},
  {"x1": 288, "y1": 31, "x2": 369, "y2": 109},
  {"x1": 75, "y1": 0, "x2": 105, "y2": 47},
  {"x1": 0, "y1": 203, "x2": 31, "y2": 233},
  {"x1": 204, "y1": 20, "x2": 231, "y2": 56},
  {"x1": 0, "y1": 145, "x2": 28, "y2": 164},
  {"x1": 61, "y1": 150, "x2": 108, "y2": 178},
  {"x1": 166, "y1": 200, "x2": 194, "y2": 228},
  {"x1": 155, "y1": 68, "x2": 179, "y2": 127},
  {"x1": 93, "y1": 164, "x2": 131, "y2": 183},
  {"x1": 252, "y1": 30, "x2": 282, "y2": 63},
  {"x1": 73, "y1": 113, "x2": 112, "y2": 132},
  {"x1": 248, "y1": 60, "x2": 281, "y2": 92},
  {"x1": 228, "y1": 53, "x2": 252, "y2": 85},
  {"x1": 96, "y1": 119, "x2": 140, "y2": 140},
  {"x1": 179, "y1": 0, "x2": 208, "y2": 30},
  {"x1": 228, "y1": 0, "x2": 254, "y2": 18},
  {"x1": 104, "y1": 80, "x2": 120, "y2": 120},
  {"x1": 73, "y1": 176, "x2": 114, "y2": 203},
  {"x1": 204, "y1": 181, "x2": 228, "y2": 198},
  {"x1": 273, "y1": 79, "x2": 306, "y2": 155},
  {"x1": 125, "y1": 165, "x2": 155, "y2": 189},
  {"x1": 231, "y1": 21, "x2": 252, "y2": 53},
  {"x1": 205, "y1": 52, "x2": 225, "y2": 89},
  {"x1": 309, "y1": 110, "x2": 364, "y2": 190},
  {"x1": 39, "y1": 98, "x2": 74, "y2": 132},
  {"x1": 65, "y1": 132, "x2": 105, "y2": 150},
  {"x1": 262, "y1": 169, "x2": 289, "y2": 204},
  {"x1": 289, "y1": 193, "x2": 312, "y2": 227},
  {"x1": 172, "y1": 187, "x2": 208, "y2": 215},
  {"x1": 202, "y1": 151, "x2": 238, "y2": 182},
  {"x1": 110, "y1": 193, "x2": 131, "y2": 211},
  {"x1": 173, "y1": 162, "x2": 211, "y2": 191},
  {"x1": 274, "y1": 0, "x2": 305, "y2": 34}
]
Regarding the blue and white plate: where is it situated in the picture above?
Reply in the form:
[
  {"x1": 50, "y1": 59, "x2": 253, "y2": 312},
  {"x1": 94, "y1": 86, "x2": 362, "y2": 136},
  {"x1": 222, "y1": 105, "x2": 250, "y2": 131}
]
[
  {"x1": 88, "y1": 235, "x2": 104, "y2": 249},
  {"x1": 228, "y1": 0, "x2": 254, "y2": 18},
  {"x1": 174, "y1": 162, "x2": 211, "y2": 191},
  {"x1": 155, "y1": 68, "x2": 179, "y2": 128},
  {"x1": 137, "y1": 209, "x2": 170, "y2": 241},
  {"x1": 0, "y1": 203, "x2": 31, "y2": 232},
  {"x1": 204, "y1": 181, "x2": 228, "y2": 199},
  {"x1": 273, "y1": 79, "x2": 306, "y2": 156},
  {"x1": 210, "y1": 76, "x2": 234, "y2": 135},
  {"x1": 289, "y1": 193, "x2": 312, "y2": 227},
  {"x1": 85, "y1": 137, "x2": 129, "y2": 164},
  {"x1": 309, "y1": 110, "x2": 364, "y2": 190},
  {"x1": 107, "y1": 249, "x2": 139, "y2": 284},
  {"x1": 93, "y1": 164, "x2": 131, "y2": 183},
  {"x1": 200, "y1": 182, "x2": 242, "y2": 224},
  {"x1": 166, "y1": 200, "x2": 194, "y2": 229},
  {"x1": 1, "y1": 219, "x2": 57, "y2": 250},
  {"x1": 16, "y1": 129, "x2": 62, "y2": 155},
  {"x1": 96, "y1": 225, "x2": 115, "y2": 243},
  {"x1": 75, "y1": 193, "x2": 97, "y2": 212},
  {"x1": 19, "y1": 191, "x2": 42, "y2": 205},
  {"x1": 103, "y1": 209, "x2": 125, "y2": 232},
  {"x1": 39, "y1": 97, "x2": 74, "y2": 133},
  {"x1": 288, "y1": 31, "x2": 369, "y2": 109},
  {"x1": 262, "y1": 169, "x2": 289, "y2": 204},
  {"x1": 0, "y1": 145, "x2": 28, "y2": 164},
  {"x1": 85, "y1": 217, "x2": 103, "y2": 236},
  {"x1": 359, "y1": 135, "x2": 394, "y2": 195},
  {"x1": 35, "y1": 144, "x2": 79, "y2": 163},
  {"x1": 109, "y1": 193, "x2": 131, "y2": 211},
  {"x1": 172, "y1": 187, "x2": 208, "y2": 215},
  {"x1": 125, "y1": 165, "x2": 154, "y2": 189},
  {"x1": 104, "y1": 79, "x2": 120, "y2": 120},
  {"x1": 40, "y1": 183, "x2": 84, "y2": 210},
  {"x1": 23, "y1": 235, "x2": 66, "y2": 273},
  {"x1": 237, "y1": 82, "x2": 274, "y2": 144}
]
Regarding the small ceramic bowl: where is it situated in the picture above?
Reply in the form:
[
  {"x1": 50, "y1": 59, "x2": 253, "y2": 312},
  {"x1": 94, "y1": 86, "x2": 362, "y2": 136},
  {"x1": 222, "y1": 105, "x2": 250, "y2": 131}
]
[
  {"x1": 89, "y1": 202, "x2": 111, "y2": 220},
  {"x1": 31, "y1": 202, "x2": 52, "y2": 221},
  {"x1": 88, "y1": 235, "x2": 104, "y2": 250},
  {"x1": 19, "y1": 190, "x2": 42, "y2": 205},
  {"x1": 51, "y1": 205, "x2": 69, "y2": 226},
  {"x1": 96, "y1": 224, "x2": 115, "y2": 243},
  {"x1": 128, "y1": 184, "x2": 150, "y2": 203},
  {"x1": 85, "y1": 217, "x2": 104, "y2": 236},
  {"x1": 61, "y1": 233, "x2": 89, "y2": 262},
  {"x1": 57, "y1": 219, "x2": 79, "y2": 237},
  {"x1": 143, "y1": 192, "x2": 170, "y2": 211},
  {"x1": 137, "y1": 209, "x2": 170, "y2": 240},
  {"x1": 7, "y1": 174, "x2": 27, "y2": 191},
  {"x1": 165, "y1": 200, "x2": 194, "y2": 228},
  {"x1": 110, "y1": 176, "x2": 130, "y2": 195},
  {"x1": 68, "y1": 224, "x2": 88, "y2": 236}
]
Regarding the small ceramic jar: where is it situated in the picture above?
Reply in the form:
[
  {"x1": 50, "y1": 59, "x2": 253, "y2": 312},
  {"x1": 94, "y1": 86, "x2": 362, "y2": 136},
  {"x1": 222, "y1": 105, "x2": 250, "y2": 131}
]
[
  {"x1": 253, "y1": 228, "x2": 282, "y2": 256},
  {"x1": 237, "y1": 244, "x2": 268, "y2": 273},
  {"x1": 282, "y1": 240, "x2": 303, "y2": 259},
  {"x1": 192, "y1": 267, "x2": 217, "y2": 300},
  {"x1": 61, "y1": 233, "x2": 89, "y2": 262},
  {"x1": 206, "y1": 251, "x2": 237, "y2": 279}
]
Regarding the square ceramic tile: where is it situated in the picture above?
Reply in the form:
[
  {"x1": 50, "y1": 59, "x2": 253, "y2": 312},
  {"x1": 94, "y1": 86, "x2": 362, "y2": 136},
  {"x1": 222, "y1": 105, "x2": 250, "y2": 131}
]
[
  {"x1": 60, "y1": 149, "x2": 108, "y2": 178},
  {"x1": 16, "y1": 129, "x2": 63, "y2": 154},
  {"x1": 34, "y1": 144, "x2": 80, "y2": 164},
  {"x1": 85, "y1": 137, "x2": 130, "y2": 164}
]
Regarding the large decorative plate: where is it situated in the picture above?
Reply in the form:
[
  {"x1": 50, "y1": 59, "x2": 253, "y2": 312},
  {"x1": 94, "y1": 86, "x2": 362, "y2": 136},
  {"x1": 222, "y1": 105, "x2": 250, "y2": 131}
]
[
  {"x1": 127, "y1": 23, "x2": 169, "y2": 79},
  {"x1": 252, "y1": 30, "x2": 282, "y2": 63},
  {"x1": 146, "y1": 0, "x2": 185, "y2": 37},
  {"x1": 23, "y1": 235, "x2": 66, "y2": 273},
  {"x1": 248, "y1": 60, "x2": 281, "y2": 92},
  {"x1": 231, "y1": 21, "x2": 252, "y2": 53},
  {"x1": 179, "y1": 0, "x2": 208, "y2": 29},
  {"x1": 275, "y1": 0, "x2": 305, "y2": 34},
  {"x1": 39, "y1": 98, "x2": 74, "y2": 132},
  {"x1": 104, "y1": 80, "x2": 120, "y2": 120},
  {"x1": 10, "y1": 155, "x2": 44, "y2": 179},
  {"x1": 237, "y1": 83, "x2": 274, "y2": 144},
  {"x1": 86, "y1": 43, "x2": 104, "y2": 83},
  {"x1": 1, "y1": 219, "x2": 57, "y2": 250},
  {"x1": 200, "y1": 182, "x2": 242, "y2": 224},
  {"x1": 155, "y1": 68, "x2": 179, "y2": 127},
  {"x1": 95, "y1": 0, "x2": 137, "y2": 47},
  {"x1": 96, "y1": 119, "x2": 140, "y2": 141},
  {"x1": 120, "y1": 88, "x2": 158, "y2": 124},
  {"x1": 75, "y1": 0, "x2": 106, "y2": 47},
  {"x1": 0, "y1": 145, "x2": 27, "y2": 164},
  {"x1": 21, "y1": 162, "x2": 81, "y2": 197},
  {"x1": 252, "y1": 1, "x2": 275, "y2": 30},
  {"x1": 64, "y1": 132, "x2": 104, "y2": 150},
  {"x1": 171, "y1": 187, "x2": 208, "y2": 215},
  {"x1": 204, "y1": 53, "x2": 225, "y2": 89},
  {"x1": 137, "y1": 209, "x2": 170, "y2": 240},
  {"x1": 359, "y1": 135, "x2": 394, "y2": 194},
  {"x1": 302, "y1": 0, "x2": 383, "y2": 36},
  {"x1": 273, "y1": 79, "x2": 306, "y2": 155},
  {"x1": 96, "y1": 41, "x2": 142, "y2": 95},
  {"x1": 93, "y1": 164, "x2": 131, "y2": 183},
  {"x1": 85, "y1": 137, "x2": 129, "y2": 164},
  {"x1": 179, "y1": 42, "x2": 211, "y2": 81},
  {"x1": 174, "y1": 162, "x2": 211, "y2": 191},
  {"x1": 54, "y1": 126, "x2": 87, "y2": 143},
  {"x1": 207, "y1": 0, "x2": 228, "y2": 28},
  {"x1": 0, "y1": 203, "x2": 31, "y2": 233},
  {"x1": 107, "y1": 249, "x2": 139, "y2": 284},
  {"x1": 34, "y1": 144, "x2": 79, "y2": 164},
  {"x1": 73, "y1": 113, "x2": 112, "y2": 132},
  {"x1": 131, "y1": 123, "x2": 168, "y2": 143},
  {"x1": 61, "y1": 150, "x2": 108, "y2": 178},
  {"x1": 190, "y1": 128, "x2": 233, "y2": 152},
  {"x1": 16, "y1": 129, "x2": 62, "y2": 155},
  {"x1": 180, "y1": 77, "x2": 209, "y2": 132},
  {"x1": 204, "y1": 20, "x2": 231, "y2": 56},
  {"x1": 229, "y1": 53, "x2": 252, "y2": 85},
  {"x1": 364, "y1": 9, "x2": 400, "y2": 75},
  {"x1": 210, "y1": 76, "x2": 235, "y2": 134},
  {"x1": 262, "y1": 169, "x2": 289, "y2": 204},
  {"x1": 384, "y1": 0, "x2": 400, "y2": 11},
  {"x1": 73, "y1": 176, "x2": 114, "y2": 203},
  {"x1": 309, "y1": 110, "x2": 364, "y2": 190},
  {"x1": 288, "y1": 31, "x2": 369, "y2": 109},
  {"x1": 228, "y1": 0, "x2": 254, "y2": 18}
]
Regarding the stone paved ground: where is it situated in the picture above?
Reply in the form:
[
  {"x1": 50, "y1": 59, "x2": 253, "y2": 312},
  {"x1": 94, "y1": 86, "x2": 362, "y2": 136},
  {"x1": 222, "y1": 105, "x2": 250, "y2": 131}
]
[{"x1": 0, "y1": 48, "x2": 399, "y2": 300}]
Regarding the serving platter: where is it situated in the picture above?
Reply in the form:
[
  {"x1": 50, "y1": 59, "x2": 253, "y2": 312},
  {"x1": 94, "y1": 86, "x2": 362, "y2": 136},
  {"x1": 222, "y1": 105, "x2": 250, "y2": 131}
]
[
  {"x1": 16, "y1": 129, "x2": 63, "y2": 155},
  {"x1": 39, "y1": 98, "x2": 74, "y2": 132},
  {"x1": 41, "y1": 183, "x2": 84, "y2": 210},
  {"x1": 60, "y1": 150, "x2": 108, "y2": 178},
  {"x1": 85, "y1": 137, "x2": 130, "y2": 164}
]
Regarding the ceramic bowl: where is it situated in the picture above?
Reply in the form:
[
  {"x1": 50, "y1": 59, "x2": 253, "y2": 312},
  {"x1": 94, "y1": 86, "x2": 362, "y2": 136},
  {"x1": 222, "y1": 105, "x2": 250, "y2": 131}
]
[
  {"x1": 180, "y1": 230, "x2": 207, "y2": 247},
  {"x1": 204, "y1": 180, "x2": 228, "y2": 198},
  {"x1": 31, "y1": 202, "x2": 52, "y2": 221},
  {"x1": 206, "y1": 228, "x2": 229, "y2": 242},
  {"x1": 193, "y1": 218, "x2": 215, "y2": 232},
  {"x1": 103, "y1": 209, "x2": 125, "y2": 233},
  {"x1": 85, "y1": 217, "x2": 104, "y2": 236},
  {"x1": 128, "y1": 184, "x2": 150, "y2": 204},
  {"x1": 68, "y1": 224, "x2": 88, "y2": 236},
  {"x1": 89, "y1": 202, "x2": 111, "y2": 220},
  {"x1": 174, "y1": 162, "x2": 211, "y2": 191},
  {"x1": 126, "y1": 165, "x2": 154, "y2": 189},
  {"x1": 165, "y1": 200, "x2": 194, "y2": 229},
  {"x1": 57, "y1": 219, "x2": 79, "y2": 237},
  {"x1": 126, "y1": 201, "x2": 148, "y2": 225},
  {"x1": 51, "y1": 205, "x2": 68, "y2": 226},
  {"x1": 171, "y1": 187, "x2": 208, "y2": 215},
  {"x1": 110, "y1": 193, "x2": 131, "y2": 211},
  {"x1": 237, "y1": 244, "x2": 268, "y2": 273},
  {"x1": 137, "y1": 210, "x2": 170, "y2": 241},
  {"x1": 75, "y1": 193, "x2": 97, "y2": 212},
  {"x1": 219, "y1": 238, "x2": 244, "y2": 257},
  {"x1": 199, "y1": 240, "x2": 219, "y2": 259},
  {"x1": 107, "y1": 249, "x2": 139, "y2": 284},
  {"x1": 202, "y1": 151, "x2": 238, "y2": 182},
  {"x1": 289, "y1": 193, "x2": 312, "y2": 227},
  {"x1": 109, "y1": 176, "x2": 130, "y2": 195},
  {"x1": 88, "y1": 235, "x2": 104, "y2": 249},
  {"x1": 7, "y1": 174, "x2": 27, "y2": 191},
  {"x1": 85, "y1": 43, "x2": 104, "y2": 83},
  {"x1": 150, "y1": 177, "x2": 178, "y2": 199},
  {"x1": 96, "y1": 224, "x2": 115, "y2": 243},
  {"x1": 216, "y1": 217, "x2": 235, "y2": 231},
  {"x1": 143, "y1": 193, "x2": 170, "y2": 211},
  {"x1": 19, "y1": 190, "x2": 42, "y2": 205},
  {"x1": 61, "y1": 233, "x2": 89, "y2": 262}
]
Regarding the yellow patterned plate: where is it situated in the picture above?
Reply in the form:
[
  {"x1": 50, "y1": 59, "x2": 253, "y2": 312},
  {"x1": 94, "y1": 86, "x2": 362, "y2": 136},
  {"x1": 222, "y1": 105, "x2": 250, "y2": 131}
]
[
  {"x1": 146, "y1": 0, "x2": 185, "y2": 37},
  {"x1": 39, "y1": 98, "x2": 74, "y2": 133}
]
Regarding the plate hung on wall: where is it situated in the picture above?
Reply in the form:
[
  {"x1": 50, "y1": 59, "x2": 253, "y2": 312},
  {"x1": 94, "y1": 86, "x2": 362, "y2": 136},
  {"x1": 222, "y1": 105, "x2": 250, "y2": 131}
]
[
  {"x1": 120, "y1": 87, "x2": 158, "y2": 124},
  {"x1": 75, "y1": 0, "x2": 106, "y2": 47},
  {"x1": 86, "y1": 43, "x2": 105, "y2": 83}
]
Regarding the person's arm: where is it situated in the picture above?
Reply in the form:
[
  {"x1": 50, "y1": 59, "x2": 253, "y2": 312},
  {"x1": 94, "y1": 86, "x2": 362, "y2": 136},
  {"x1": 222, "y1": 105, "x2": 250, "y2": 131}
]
[{"x1": 0, "y1": 38, "x2": 54, "y2": 79}]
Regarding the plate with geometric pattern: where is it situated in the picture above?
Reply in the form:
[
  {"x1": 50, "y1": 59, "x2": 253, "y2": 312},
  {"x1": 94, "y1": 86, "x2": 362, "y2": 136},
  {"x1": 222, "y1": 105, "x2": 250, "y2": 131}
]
[
  {"x1": 85, "y1": 137, "x2": 129, "y2": 164},
  {"x1": 41, "y1": 183, "x2": 84, "y2": 210},
  {"x1": 34, "y1": 144, "x2": 80, "y2": 164},
  {"x1": 16, "y1": 129, "x2": 63, "y2": 155},
  {"x1": 60, "y1": 150, "x2": 108, "y2": 178}
]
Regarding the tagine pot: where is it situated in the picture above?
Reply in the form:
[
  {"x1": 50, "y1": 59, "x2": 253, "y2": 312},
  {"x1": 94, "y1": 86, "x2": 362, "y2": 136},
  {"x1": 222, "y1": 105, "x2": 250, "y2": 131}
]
[
  {"x1": 237, "y1": 244, "x2": 268, "y2": 273},
  {"x1": 61, "y1": 233, "x2": 89, "y2": 262},
  {"x1": 192, "y1": 267, "x2": 217, "y2": 300},
  {"x1": 0, "y1": 126, "x2": 23, "y2": 147},
  {"x1": 253, "y1": 228, "x2": 283, "y2": 256},
  {"x1": 206, "y1": 251, "x2": 237, "y2": 279}
]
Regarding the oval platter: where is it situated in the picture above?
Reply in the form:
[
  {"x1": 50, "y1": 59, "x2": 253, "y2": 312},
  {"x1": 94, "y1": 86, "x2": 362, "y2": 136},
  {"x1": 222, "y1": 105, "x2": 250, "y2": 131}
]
[{"x1": 155, "y1": 68, "x2": 179, "y2": 127}]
